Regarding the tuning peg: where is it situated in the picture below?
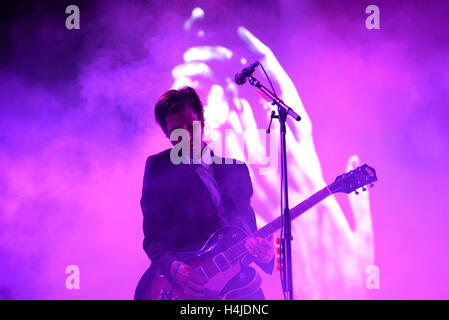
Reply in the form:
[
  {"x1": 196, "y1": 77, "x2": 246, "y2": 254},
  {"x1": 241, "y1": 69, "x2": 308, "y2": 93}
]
[
  {"x1": 362, "y1": 186, "x2": 367, "y2": 192},
  {"x1": 355, "y1": 190, "x2": 359, "y2": 195},
  {"x1": 370, "y1": 184, "x2": 374, "y2": 188}
]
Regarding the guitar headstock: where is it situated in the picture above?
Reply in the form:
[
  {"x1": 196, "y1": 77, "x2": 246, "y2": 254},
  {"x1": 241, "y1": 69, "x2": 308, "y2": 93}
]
[{"x1": 329, "y1": 164, "x2": 378, "y2": 194}]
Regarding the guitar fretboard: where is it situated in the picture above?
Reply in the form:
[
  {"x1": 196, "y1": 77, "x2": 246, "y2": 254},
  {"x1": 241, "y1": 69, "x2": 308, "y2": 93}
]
[{"x1": 223, "y1": 186, "x2": 332, "y2": 263}]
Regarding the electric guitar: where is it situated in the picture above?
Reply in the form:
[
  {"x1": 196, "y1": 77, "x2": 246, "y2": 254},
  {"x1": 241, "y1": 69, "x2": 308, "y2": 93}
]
[{"x1": 138, "y1": 164, "x2": 378, "y2": 300}]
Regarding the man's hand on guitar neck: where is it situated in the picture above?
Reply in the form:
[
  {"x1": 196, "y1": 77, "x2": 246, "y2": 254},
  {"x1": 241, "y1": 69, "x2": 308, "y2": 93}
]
[
  {"x1": 245, "y1": 236, "x2": 274, "y2": 264},
  {"x1": 170, "y1": 260, "x2": 208, "y2": 298}
]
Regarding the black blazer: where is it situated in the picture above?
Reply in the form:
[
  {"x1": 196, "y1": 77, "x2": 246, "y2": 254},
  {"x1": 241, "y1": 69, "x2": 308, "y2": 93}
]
[{"x1": 140, "y1": 148, "x2": 273, "y2": 279}]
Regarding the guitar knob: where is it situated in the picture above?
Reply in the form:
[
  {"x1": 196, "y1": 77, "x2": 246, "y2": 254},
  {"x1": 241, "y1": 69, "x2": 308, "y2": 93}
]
[
  {"x1": 355, "y1": 190, "x2": 359, "y2": 195},
  {"x1": 362, "y1": 187, "x2": 367, "y2": 192}
]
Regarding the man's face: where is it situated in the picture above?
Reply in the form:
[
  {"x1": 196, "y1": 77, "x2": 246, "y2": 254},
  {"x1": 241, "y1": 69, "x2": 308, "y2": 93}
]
[{"x1": 165, "y1": 106, "x2": 204, "y2": 152}]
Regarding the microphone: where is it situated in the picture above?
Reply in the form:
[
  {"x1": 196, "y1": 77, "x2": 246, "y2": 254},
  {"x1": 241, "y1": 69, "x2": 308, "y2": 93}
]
[{"x1": 234, "y1": 61, "x2": 260, "y2": 85}]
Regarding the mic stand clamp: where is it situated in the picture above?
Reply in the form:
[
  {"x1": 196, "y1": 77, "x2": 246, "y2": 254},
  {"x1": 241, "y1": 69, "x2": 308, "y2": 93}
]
[{"x1": 266, "y1": 111, "x2": 277, "y2": 133}]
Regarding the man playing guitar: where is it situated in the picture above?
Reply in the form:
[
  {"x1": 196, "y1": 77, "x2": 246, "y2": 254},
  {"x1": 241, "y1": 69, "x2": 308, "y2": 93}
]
[{"x1": 134, "y1": 86, "x2": 274, "y2": 300}]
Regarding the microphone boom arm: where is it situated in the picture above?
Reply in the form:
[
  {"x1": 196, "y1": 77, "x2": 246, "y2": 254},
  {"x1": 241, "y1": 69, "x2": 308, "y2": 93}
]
[{"x1": 247, "y1": 75, "x2": 301, "y2": 122}]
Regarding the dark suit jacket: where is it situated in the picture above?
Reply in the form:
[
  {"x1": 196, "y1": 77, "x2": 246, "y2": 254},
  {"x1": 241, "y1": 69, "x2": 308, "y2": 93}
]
[{"x1": 140, "y1": 148, "x2": 274, "y2": 279}]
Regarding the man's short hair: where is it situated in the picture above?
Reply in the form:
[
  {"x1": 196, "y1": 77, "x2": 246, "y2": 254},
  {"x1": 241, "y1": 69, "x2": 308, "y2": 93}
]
[{"x1": 154, "y1": 86, "x2": 205, "y2": 136}]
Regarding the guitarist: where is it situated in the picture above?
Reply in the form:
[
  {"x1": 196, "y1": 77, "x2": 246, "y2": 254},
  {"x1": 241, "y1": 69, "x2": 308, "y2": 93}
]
[{"x1": 135, "y1": 87, "x2": 274, "y2": 300}]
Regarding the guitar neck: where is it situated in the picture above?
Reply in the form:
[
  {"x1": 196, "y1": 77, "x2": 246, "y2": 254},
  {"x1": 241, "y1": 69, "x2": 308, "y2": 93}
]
[
  {"x1": 254, "y1": 186, "x2": 332, "y2": 239},
  {"x1": 210, "y1": 163, "x2": 376, "y2": 271},
  {"x1": 223, "y1": 185, "x2": 333, "y2": 264}
]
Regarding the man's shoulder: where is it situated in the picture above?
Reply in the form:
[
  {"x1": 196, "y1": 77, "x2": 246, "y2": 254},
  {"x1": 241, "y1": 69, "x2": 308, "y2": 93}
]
[{"x1": 145, "y1": 148, "x2": 172, "y2": 170}]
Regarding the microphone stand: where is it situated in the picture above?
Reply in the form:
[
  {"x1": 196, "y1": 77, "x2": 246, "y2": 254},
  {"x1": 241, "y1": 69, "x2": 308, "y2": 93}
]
[{"x1": 247, "y1": 75, "x2": 301, "y2": 300}]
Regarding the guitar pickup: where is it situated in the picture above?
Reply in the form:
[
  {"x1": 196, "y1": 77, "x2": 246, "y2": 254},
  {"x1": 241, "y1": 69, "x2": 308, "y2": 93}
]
[{"x1": 212, "y1": 253, "x2": 230, "y2": 272}]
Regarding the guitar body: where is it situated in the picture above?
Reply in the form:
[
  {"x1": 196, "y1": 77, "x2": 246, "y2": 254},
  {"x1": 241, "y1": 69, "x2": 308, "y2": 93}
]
[
  {"x1": 135, "y1": 164, "x2": 378, "y2": 300},
  {"x1": 136, "y1": 226, "x2": 262, "y2": 300}
]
